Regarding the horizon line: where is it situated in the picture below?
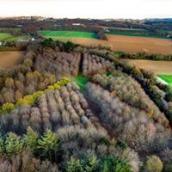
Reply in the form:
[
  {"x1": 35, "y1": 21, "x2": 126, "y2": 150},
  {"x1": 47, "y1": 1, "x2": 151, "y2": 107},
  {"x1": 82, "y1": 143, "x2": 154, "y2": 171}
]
[{"x1": 0, "y1": 16, "x2": 172, "y2": 20}]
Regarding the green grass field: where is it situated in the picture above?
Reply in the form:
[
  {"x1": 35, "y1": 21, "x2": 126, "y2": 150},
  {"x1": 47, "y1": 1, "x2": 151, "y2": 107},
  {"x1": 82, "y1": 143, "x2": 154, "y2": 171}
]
[
  {"x1": 158, "y1": 75, "x2": 172, "y2": 85},
  {"x1": 107, "y1": 29, "x2": 168, "y2": 39},
  {"x1": 73, "y1": 75, "x2": 89, "y2": 91},
  {"x1": 39, "y1": 30, "x2": 98, "y2": 39},
  {"x1": 0, "y1": 33, "x2": 29, "y2": 42},
  {"x1": 0, "y1": 33, "x2": 18, "y2": 41}
]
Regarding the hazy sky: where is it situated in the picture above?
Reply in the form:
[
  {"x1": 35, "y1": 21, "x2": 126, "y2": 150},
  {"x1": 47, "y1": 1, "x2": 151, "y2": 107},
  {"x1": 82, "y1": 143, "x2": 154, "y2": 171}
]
[{"x1": 0, "y1": 0, "x2": 171, "y2": 19}]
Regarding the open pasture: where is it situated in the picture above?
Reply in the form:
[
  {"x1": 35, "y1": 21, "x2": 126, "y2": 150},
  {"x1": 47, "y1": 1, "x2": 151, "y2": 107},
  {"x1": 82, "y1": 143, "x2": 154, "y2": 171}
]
[
  {"x1": 0, "y1": 32, "x2": 29, "y2": 42},
  {"x1": 45, "y1": 33, "x2": 172, "y2": 55},
  {"x1": 0, "y1": 33, "x2": 18, "y2": 41},
  {"x1": 39, "y1": 30, "x2": 98, "y2": 39}
]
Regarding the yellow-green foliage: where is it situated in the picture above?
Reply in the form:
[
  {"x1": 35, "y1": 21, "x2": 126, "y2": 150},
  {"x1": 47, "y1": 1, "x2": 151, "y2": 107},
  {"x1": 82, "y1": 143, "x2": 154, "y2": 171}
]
[
  {"x1": 37, "y1": 130, "x2": 60, "y2": 159},
  {"x1": 145, "y1": 155, "x2": 163, "y2": 172},
  {"x1": 0, "y1": 103, "x2": 15, "y2": 114},
  {"x1": 24, "y1": 127, "x2": 38, "y2": 150},
  {"x1": 47, "y1": 85, "x2": 55, "y2": 91},
  {"x1": 17, "y1": 95, "x2": 35, "y2": 106},
  {"x1": 0, "y1": 77, "x2": 71, "y2": 114},
  {"x1": 17, "y1": 91, "x2": 44, "y2": 106},
  {"x1": 5, "y1": 132, "x2": 24, "y2": 156},
  {"x1": 17, "y1": 77, "x2": 70, "y2": 106},
  {"x1": 46, "y1": 77, "x2": 71, "y2": 91}
]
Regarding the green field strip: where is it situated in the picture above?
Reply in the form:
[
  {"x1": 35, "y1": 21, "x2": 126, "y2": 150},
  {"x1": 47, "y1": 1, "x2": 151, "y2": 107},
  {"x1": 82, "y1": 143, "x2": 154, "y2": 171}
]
[
  {"x1": 39, "y1": 30, "x2": 98, "y2": 39},
  {"x1": 158, "y1": 74, "x2": 172, "y2": 85},
  {"x1": 0, "y1": 32, "x2": 30, "y2": 42}
]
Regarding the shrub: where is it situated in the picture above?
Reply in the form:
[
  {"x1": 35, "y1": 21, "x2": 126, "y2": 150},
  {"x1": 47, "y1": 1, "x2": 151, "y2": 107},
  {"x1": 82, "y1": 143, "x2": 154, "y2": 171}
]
[
  {"x1": 145, "y1": 155, "x2": 163, "y2": 172},
  {"x1": 41, "y1": 38, "x2": 56, "y2": 48},
  {"x1": 63, "y1": 41, "x2": 77, "y2": 52},
  {"x1": 23, "y1": 58, "x2": 33, "y2": 67}
]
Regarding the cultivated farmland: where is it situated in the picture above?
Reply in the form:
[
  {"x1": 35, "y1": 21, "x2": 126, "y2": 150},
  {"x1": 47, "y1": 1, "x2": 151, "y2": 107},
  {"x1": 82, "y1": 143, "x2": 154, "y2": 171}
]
[
  {"x1": 122, "y1": 59, "x2": 172, "y2": 74},
  {"x1": 0, "y1": 51, "x2": 24, "y2": 69},
  {"x1": 107, "y1": 35, "x2": 172, "y2": 54},
  {"x1": 41, "y1": 31, "x2": 172, "y2": 55}
]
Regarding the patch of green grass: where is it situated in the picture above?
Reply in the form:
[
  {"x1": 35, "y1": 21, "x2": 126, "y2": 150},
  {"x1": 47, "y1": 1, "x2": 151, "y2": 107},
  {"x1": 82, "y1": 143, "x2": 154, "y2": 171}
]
[
  {"x1": 39, "y1": 30, "x2": 98, "y2": 39},
  {"x1": 106, "y1": 72, "x2": 112, "y2": 76},
  {"x1": 0, "y1": 33, "x2": 17, "y2": 41},
  {"x1": 107, "y1": 29, "x2": 168, "y2": 39},
  {"x1": 159, "y1": 75, "x2": 172, "y2": 85},
  {"x1": 73, "y1": 75, "x2": 89, "y2": 91},
  {"x1": 0, "y1": 32, "x2": 29, "y2": 42}
]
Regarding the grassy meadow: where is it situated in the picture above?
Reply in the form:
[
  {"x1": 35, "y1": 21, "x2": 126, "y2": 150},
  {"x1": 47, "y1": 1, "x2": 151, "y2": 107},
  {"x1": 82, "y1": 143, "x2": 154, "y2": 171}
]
[
  {"x1": 0, "y1": 33, "x2": 29, "y2": 42},
  {"x1": 39, "y1": 30, "x2": 98, "y2": 39},
  {"x1": 159, "y1": 75, "x2": 172, "y2": 85}
]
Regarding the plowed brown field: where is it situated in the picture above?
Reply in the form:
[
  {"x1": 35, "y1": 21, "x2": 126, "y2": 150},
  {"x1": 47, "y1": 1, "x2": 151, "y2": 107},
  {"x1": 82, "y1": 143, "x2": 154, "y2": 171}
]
[
  {"x1": 58, "y1": 35, "x2": 172, "y2": 55},
  {"x1": 0, "y1": 51, "x2": 24, "y2": 69},
  {"x1": 122, "y1": 59, "x2": 172, "y2": 74}
]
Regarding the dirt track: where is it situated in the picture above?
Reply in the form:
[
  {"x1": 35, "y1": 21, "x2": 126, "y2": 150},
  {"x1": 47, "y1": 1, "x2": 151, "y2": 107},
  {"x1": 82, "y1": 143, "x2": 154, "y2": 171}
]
[
  {"x1": 58, "y1": 35, "x2": 172, "y2": 55},
  {"x1": 122, "y1": 59, "x2": 172, "y2": 74},
  {"x1": 0, "y1": 51, "x2": 24, "y2": 69}
]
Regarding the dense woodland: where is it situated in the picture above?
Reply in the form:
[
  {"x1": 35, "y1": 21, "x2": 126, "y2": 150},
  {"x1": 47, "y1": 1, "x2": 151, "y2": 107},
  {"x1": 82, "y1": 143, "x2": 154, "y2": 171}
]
[{"x1": 0, "y1": 39, "x2": 172, "y2": 172}]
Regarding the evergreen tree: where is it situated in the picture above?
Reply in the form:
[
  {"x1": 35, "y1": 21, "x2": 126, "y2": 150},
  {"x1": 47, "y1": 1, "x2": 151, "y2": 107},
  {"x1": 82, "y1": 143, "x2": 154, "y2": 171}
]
[
  {"x1": 37, "y1": 130, "x2": 60, "y2": 160},
  {"x1": 24, "y1": 127, "x2": 38, "y2": 151},
  {"x1": 5, "y1": 133, "x2": 24, "y2": 156}
]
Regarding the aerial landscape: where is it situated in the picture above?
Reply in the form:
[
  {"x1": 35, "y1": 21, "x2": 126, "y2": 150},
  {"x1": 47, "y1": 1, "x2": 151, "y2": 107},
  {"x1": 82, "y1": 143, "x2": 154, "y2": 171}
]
[{"x1": 0, "y1": 0, "x2": 172, "y2": 172}]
